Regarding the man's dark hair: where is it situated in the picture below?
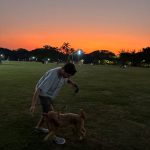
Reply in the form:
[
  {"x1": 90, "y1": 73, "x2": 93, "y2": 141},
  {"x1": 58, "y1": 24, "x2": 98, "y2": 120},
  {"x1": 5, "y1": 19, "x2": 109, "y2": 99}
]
[{"x1": 63, "y1": 63, "x2": 77, "y2": 75}]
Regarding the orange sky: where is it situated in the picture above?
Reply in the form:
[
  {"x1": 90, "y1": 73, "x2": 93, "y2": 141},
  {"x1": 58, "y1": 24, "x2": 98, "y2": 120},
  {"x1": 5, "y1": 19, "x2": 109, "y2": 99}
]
[
  {"x1": 1, "y1": 29, "x2": 149, "y2": 54},
  {"x1": 0, "y1": 0, "x2": 150, "y2": 54}
]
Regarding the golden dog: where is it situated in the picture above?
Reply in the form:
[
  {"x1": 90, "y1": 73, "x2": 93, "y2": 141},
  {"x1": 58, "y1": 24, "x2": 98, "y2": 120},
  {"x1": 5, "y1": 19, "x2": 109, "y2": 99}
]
[{"x1": 43, "y1": 110, "x2": 86, "y2": 141}]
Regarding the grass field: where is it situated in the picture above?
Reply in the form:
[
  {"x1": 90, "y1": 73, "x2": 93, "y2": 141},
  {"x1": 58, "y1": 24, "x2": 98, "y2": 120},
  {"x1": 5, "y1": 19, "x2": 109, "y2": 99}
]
[{"x1": 0, "y1": 61, "x2": 150, "y2": 150}]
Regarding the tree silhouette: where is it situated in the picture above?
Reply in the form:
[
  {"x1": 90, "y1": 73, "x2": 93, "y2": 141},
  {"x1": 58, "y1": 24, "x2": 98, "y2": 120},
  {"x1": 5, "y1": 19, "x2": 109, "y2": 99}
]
[
  {"x1": 90, "y1": 50, "x2": 116, "y2": 64},
  {"x1": 142, "y1": 47, "x2": 150, "y2": 67},
  {"x1": 119, "y1": 51, "x2": 132, "y2": 66},
  {"x1": 14, "y1": 48, "x2": 29, "y2": 61},
  {"x1": 1, "y1": 45, "x2": 150, "y2": 67},
  {"x1": 60, "y1": 42, "x2": 71, "y2": 62}
]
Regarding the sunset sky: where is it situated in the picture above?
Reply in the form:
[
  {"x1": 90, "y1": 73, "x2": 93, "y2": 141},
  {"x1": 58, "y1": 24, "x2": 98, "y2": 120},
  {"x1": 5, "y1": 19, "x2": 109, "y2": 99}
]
[{"x1": 0, "y1": 0, "x2": 150, "y2": 54}]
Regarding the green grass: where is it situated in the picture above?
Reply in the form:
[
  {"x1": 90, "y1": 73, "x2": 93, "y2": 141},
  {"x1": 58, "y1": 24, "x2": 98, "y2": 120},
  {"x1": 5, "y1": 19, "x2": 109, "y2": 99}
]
[{"x1": 0, "y1": 61, "x2": 150, "y2": 150}]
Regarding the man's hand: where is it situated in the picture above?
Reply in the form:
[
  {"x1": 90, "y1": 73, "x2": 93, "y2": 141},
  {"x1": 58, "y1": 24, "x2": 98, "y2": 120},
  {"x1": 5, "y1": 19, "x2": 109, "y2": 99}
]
[
  {"x1": 30, "y1": 105, "x2": 36, "y2": 116},
  {"x1": 67, "y1": 79, "x2": 79, "y2": 93}
]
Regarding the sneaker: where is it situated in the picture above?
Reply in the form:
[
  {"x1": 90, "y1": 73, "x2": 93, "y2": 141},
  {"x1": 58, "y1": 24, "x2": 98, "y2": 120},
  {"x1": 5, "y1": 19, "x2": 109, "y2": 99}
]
[
  {"x1": 34, "y1": 127, "x2": 49, "y2": 133},
  {"x1": 53, "y1": 136, "x2": 66, "y2": 145}
]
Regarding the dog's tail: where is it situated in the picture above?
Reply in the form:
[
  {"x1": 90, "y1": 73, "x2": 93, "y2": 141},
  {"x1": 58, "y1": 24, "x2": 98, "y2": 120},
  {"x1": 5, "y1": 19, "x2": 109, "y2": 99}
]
[{"x1": 80, "y1": 109, "x2": 86, "y2": 120}]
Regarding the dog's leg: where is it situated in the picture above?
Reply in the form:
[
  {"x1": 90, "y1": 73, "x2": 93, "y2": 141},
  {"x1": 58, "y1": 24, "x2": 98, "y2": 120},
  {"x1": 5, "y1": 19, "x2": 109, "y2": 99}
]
[
  {"x1": 79, "y1": 127, "x2": 86, "y2": 140},
  {"x1": 44, "y1": 120, "x2": 59, "y2": 141},
  {"x1": 74, "y1": 124, "x2": 83, "y2": 140},
  {"x1": 45, "y1": 117, "x2": 52, "y2": 132},
  {"x1": 44, "y1": 131, "x2": 54, "y2": 141},
  {"x1": 78, "y1": 120, "x2": 86, "y2": 140}
]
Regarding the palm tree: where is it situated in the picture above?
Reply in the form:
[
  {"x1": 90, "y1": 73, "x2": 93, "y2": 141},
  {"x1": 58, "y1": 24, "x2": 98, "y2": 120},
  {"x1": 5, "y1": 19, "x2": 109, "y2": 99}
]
[
  {"x1": 43, "y1": 45, "x2": 51, "y2": 49},
  {"x1": 60, "y1": 42, "x2": 71, "y2": 62}
]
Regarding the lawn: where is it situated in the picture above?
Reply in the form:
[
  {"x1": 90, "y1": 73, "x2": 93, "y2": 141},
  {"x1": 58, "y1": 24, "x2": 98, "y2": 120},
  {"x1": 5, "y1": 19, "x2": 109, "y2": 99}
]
[{"x1": 0, "y1": 61, "x2": 150, "y2": 150}]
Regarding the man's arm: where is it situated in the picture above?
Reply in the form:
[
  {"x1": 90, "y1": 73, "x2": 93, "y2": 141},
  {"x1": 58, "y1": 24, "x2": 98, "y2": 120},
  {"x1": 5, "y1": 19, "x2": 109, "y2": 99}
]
[
  {"x1": 30, "y1": 88, "x2": 40, "y2": 113},
  {"x1": 67, "y1": 79, "x2": 79, "y2": 93}
]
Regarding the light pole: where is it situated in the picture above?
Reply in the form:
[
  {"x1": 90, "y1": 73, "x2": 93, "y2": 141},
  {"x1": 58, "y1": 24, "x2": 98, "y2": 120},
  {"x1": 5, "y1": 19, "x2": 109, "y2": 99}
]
[
  {"x1": 77, "y1": 49, "x2": 81, "y2": 63},
  {"x1": 71, "y1": 52, "x2": 75, "y2": 63}
]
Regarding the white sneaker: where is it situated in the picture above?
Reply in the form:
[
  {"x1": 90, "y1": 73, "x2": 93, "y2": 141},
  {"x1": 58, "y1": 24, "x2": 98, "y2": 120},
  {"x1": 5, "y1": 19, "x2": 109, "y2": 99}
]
[
  {"x1": 35, "y1": 127, "x2": 49, "y2": 133},
  {"x1": 53, "y1": 136, "x2": 66, "y2": 144}
]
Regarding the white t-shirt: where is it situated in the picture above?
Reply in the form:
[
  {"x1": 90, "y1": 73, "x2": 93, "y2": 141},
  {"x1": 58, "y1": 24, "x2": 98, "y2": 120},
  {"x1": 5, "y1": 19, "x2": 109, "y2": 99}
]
[{"x1": 36, "y1": 67, "x2": 68, "y2": 99}]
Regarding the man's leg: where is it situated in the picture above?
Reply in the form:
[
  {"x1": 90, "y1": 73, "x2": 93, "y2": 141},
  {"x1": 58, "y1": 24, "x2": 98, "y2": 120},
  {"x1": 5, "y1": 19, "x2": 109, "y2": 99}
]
[
  {"x1": 35, "y1": 115, "x2": 45, "y2": 128},
  {"x1": 35, "y1": 96, "x2": 52, "y2": 133}
]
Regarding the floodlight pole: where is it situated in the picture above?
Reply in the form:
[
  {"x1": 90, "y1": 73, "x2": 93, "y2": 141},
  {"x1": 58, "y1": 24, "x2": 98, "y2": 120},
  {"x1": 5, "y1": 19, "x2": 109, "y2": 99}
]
[{"x1": 77, "y1": 49, "x2": 81, "y2": 63}]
